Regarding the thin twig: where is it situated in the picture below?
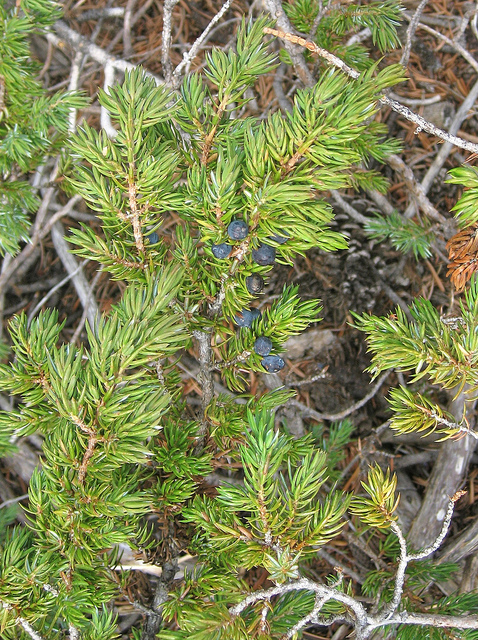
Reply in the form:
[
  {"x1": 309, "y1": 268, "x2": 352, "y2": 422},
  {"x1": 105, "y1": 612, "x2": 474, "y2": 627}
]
[
  {"x1": 386, "y1": 154, "x2": 446, "y2": 223},
  {"x1": 51, "y1": 223, "x2": 99, "y2": 334},
  {"x1": 400, "y1": 0, "x2": 429, "y2": 68},
  {"x1": 308, "y1": 0, "x2": 325, "y2": 40},
  {"x1": 193, "y1": 330, "x2": 215, "y2": 452},
  {"x1": 0, "y1": 161, "x2": 69, "y2": 303},
  {"x1": 331, "y1": 191, "x2": 370, "y2": 225},
  {"x1": 412, "y1": 18, "x2": 478, "y2": 75},
  {"x1": 101, "y1": 62, "x2": 117, "y2": 138},
  {"x1": 172, "y1": 0, "x2": 233, "y2": 84},
  {"x1": 70, "y1": 269, "x2": 102, "y2": 344},
  {"x1": 27, "y1": 260, "x2": 90, "y2": 327},
  {"x1": 380, "y1": 492, "x2": 465, "y2": 622},
  {"x1": 388, "y1": 92, "x2": 441, "y2": 107},
  {"x1": 408, "y1": 490, "x2": 466, "y2": 560},
  {"x1": 263, "y1": 2, "x2": 314, "y2": 86},
  {"x1": 317, "y1": 548, "x2": 363, "y2": 583},
  {"x1": 68, "y1": 51, "x2": 84, "y2": 132},
  {"x1": 105, "y1": 0, "x2": 155, "y2": 53},
  {"x1": 161, "y1": 0, "x2": 181, "y2": 84},
  {"x1": 229, "y1": 493, "x2": 470, "y2": 639},
  {"x1": 123, "y1": 0, "x2": 137, "y2": 59},
  {"x1": 17, "y1": 618, "x2": 45, "y2": 640},
  {"x1": 141, "y1": 560, "x2": 178, "y2": 640},
  {"x1": 289, "y1": 371, "x2": 391, "y2": 422},
  {"x1": 50, "y1": 21, "x2": 162, "y2": 83},
  {"x1": 405, "y1": 76, "x2": 478, "y2": 217},
  {"x1": 0, "y1": 493, "x2": 28, "y2": 509},
  {"x1": 75, "y1": 8, "x2": 125, "y2": 22},
  {"x1": 273, "y1": 65, "x2": 294, "y2": 113}
]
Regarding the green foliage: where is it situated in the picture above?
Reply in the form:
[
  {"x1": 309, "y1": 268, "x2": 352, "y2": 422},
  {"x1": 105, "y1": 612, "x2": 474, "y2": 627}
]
[
  {"x1": 0, "y1": 8, "x2": 472, "y2": 640},
  {"x1": 388, "y1": 386, "x2": 464, "y2": 439},
  {"x1": 350, "y1": 465, "x2": 400, "y2": 529},
  {"x1": 353, "y1": 277, "x2": 478, "y2": 392},
  {"x1": 363, "y1": 557, "x2": 458, "y2": 602},
  {"x1": 311, "y1": 418, "x2": 356, "y2": 481},
  {"x1": 184, "y1": 410, "x2": 349, "y2": 567},
  {"x1": 220, "y1": 285, "x2": 322, "y2": 390},
  {"x1": 164, "y1": 410, "x2": 351, "y2": 631},
  {"x1": 353, "y1": 279, "x2": 478, "y2": 441},
  {"x1": 0, "y1": 1, "x2": 87, "y2": 256},
  {"x1": 285, "y1": 0, "x2": 403, "y2": 54},
  {"x1": 447, "y1": 165, "x2": 478, "y2": 228},
  {"x1": 320, "y1": 1, "x2": 403, "y2": 53},
  {"x1": 365, "y1": 211, "x2": 434, "y2": 259}
]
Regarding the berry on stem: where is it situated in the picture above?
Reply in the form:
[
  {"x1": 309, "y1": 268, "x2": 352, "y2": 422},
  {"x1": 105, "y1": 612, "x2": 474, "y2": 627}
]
[
  {"x1": 254, "y1": 336, "x2": 272, "y2": 356},
  {"x1": 269, "y1": 233, "x2": 289, "y2": 245},
  {"x1": 234, "y1": 307, "x2": 261, "y2": 328},
  {"x1": 246, "y1": 274, "x2": 264, "y2": 294},
  {"x1": 234, "y1": 309, "x2": 253, "y2": 327},
  {"x1": 250, "y1": 308, "x2": 261, "y2": 323},
  {"x1": 252, "y1": 243, "x2": 276, "y2": 266},
  {"x1": 261, "y1": 355, "x2": 285, "y2": 373},
  {"x1": 212, "y1": 243, "x2": 233, "y2": 259},
  {"x1": 147, "y1": 231, "x2": 159, "y2": 244},
  {"x1": 227, "y1": 219, "x2": 249, "y2": 240}
]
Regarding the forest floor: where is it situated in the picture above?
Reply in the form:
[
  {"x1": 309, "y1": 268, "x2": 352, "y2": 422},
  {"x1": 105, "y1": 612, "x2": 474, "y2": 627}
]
[{"x1": 4, "y1": 0, "x2": 478, "y2": 637}]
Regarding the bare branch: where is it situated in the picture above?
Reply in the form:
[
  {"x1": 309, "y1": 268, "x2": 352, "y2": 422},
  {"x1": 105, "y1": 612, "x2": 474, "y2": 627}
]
[
  {"x1": 101, "y1": 62, "x2": 117, "y2": 138},
  {"x1": 412, "y1": 18, "x2": 478, "y2": 75},
  {"x1": 192, "y1": 330, "x2": 215, "y2": 453},
  {"x1": 229, "y1": 577, "x2": 369, "y2": 628},
  {"x1": 123, "y1": 0, "x2": 137, "y2": 59},
  {"x1": 388, "y1": 92, "x2": 441, "y2": 107},
  {"x1": 263, "y1": 3, "x2": 314, "y2": 86},
  {"x1": 386, "y1": 154, "x2": 446, "y2": 223},
  {"x1": 289, "y1": 371, "x2": 392, "y2": 422},
  {"x1": 400, "y1": 0, "x2": 430, "y2": 68},
  {"x1": 161, "y1": 0, "x2": 181, "y2": 84},
  {"x1": 17, "y1": 618, "x2": 46, "y2": 640},
  {"x1": 49, "y1": 21, "x2": 162, "y2": 83},
  {"x1": 172, "y1": 0, "x2": 233, "y2": 85},
  {"x1": 69, "y1": 624, "x2": 80, "y2": 640},
  {"x1": 27, "y1": 259, "x2": 90, "y2": 327},
  {"x1": 408, "y1": 491, "x2": 465, "y2": 561},
  {"x1": 405, "y1": 76, "x2": 478, "y2": 217},
  {"x1": 51, "y1": 223, "x2": 100, "y2": 334},
  {"x1": 229, "y1": 493, "x2": 470, "y2": 639}
]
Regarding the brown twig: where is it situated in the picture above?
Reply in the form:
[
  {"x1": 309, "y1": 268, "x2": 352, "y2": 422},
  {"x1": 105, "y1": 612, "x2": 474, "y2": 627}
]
[{"x1": 263, "y1": 2, "x2": 314, "y2": 87}]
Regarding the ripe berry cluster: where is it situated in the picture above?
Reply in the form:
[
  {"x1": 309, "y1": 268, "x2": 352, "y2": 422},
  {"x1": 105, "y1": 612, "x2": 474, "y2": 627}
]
[
  {"x1": 211, "y1": 220, "x2": 288, "y2": 266},
  {"x1": 215, "y1": 219, "x2": 289, "y2": 373}
]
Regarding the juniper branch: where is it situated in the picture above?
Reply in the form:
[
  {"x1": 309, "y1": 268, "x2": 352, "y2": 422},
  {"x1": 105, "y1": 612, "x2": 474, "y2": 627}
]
[
  {"x1": 229, "y1": 493, "x2": 472, "y2": 639},
  {"x1": 264, "y1": 27, "x2": 478, "y2": 154}
]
